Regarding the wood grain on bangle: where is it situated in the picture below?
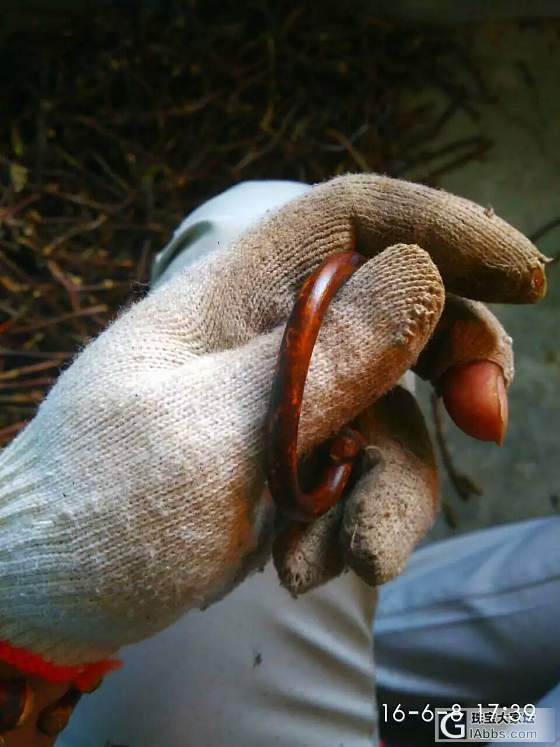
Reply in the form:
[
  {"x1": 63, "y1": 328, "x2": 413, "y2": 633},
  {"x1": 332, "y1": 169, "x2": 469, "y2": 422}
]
[{"x1": 266, "y1": 251, "x2": 367, "y2": 522}]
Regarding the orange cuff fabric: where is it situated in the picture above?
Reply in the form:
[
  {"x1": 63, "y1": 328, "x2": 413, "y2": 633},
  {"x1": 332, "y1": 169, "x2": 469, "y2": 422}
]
[{"x1": 0, "y1": 639, "x2": 121, "y2": 691}]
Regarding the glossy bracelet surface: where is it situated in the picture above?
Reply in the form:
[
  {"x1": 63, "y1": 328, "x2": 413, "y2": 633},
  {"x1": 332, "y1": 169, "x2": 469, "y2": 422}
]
[{"x1": 266, "y1": 251, "x2": 367, "y2": 522}]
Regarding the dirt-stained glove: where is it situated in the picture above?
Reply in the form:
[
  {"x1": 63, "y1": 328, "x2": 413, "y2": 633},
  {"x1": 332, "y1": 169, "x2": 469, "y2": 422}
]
[{"x1": 0, "y1": 174, "x2": 548, "y2": 695}]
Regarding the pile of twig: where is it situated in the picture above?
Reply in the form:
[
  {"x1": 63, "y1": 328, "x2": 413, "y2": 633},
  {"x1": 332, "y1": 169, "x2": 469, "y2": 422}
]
[{"x1": 0, "y1": 1, "x2": 493, "y2": 445}]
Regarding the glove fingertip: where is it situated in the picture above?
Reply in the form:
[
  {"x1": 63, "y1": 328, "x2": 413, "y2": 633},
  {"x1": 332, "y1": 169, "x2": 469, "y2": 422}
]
[
  {"x1": 272, "y1": 508, "x2": 345, "y2": 596},
  {"x1": 340, "y1": 485, "x2": 411, "y2": 588}
]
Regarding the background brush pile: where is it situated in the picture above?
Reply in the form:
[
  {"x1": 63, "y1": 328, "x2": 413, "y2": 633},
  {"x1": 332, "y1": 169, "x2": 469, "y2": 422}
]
[
  {"x1": 0, "y1": 1, "x2": 493, "y2": 446},
  {"x1": 1, "y1": 3, "x2": 558, "y2": 537}
]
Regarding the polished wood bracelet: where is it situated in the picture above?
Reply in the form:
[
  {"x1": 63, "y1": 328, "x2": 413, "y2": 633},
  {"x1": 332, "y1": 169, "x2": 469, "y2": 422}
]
[{"x1": 266, "y1": 251, "x2": 367, "y2": 522}]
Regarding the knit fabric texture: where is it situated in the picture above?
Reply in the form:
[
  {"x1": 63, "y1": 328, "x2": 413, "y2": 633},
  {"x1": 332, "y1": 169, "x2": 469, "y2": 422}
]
[{"x1": 0, "y1": 174, "x2": 546, "y2": 669}]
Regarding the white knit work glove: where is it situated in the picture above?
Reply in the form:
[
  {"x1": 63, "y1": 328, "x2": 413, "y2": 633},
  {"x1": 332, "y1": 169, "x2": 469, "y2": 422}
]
[{"x1": 0, "y1": 174, "x2": 548, "y2": 684}]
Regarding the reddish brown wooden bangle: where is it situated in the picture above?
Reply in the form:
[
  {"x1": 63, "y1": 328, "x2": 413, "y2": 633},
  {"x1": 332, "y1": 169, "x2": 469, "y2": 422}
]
[{"x1": 266, "y1": 251, "x2": 367, "y2": 522}]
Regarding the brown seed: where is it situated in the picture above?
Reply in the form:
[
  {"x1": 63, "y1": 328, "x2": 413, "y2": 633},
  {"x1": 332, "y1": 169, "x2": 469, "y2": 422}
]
[{"x1": 441, "y1": 359, "x2": 508, "y2": 445}]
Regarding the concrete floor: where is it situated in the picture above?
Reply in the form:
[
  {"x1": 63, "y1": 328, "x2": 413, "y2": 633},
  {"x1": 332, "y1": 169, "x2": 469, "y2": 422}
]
[{"x1": 408, "y1": 22, "x2": 560, "y2": 539}]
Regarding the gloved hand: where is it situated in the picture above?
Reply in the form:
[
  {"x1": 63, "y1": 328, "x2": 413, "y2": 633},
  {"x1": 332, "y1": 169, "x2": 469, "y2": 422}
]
[{"x1": 0, "y1": 174, "x2": 548, "y2": 699}]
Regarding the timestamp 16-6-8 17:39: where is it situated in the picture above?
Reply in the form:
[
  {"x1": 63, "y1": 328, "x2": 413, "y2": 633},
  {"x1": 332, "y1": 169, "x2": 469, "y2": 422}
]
[{"x1": 380, "y1": 703, "x2": 536, "y2": 724}]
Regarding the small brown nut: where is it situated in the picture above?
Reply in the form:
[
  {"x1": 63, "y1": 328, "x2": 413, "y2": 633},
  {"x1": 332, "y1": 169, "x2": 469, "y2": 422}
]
[
  {"x1": 0, "y1": 679, "x2": 34, "y2": 733},
  {"x1": 440, "y1": 360, "x2": 508, "y2": 445}
]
